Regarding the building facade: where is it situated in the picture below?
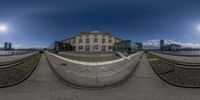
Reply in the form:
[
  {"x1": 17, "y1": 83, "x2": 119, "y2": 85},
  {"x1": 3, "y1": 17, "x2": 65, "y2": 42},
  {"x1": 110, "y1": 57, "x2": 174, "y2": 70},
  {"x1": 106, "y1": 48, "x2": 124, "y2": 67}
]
[
  {"x1": 113, "y1": 40, "x2": 139, "y2": 53},
  {"x1": 63, "y1": 32, "x2": 122, "y2": 52},
  {"x1": 160, "y1": 40, "x2": 164, "y2": 51}
]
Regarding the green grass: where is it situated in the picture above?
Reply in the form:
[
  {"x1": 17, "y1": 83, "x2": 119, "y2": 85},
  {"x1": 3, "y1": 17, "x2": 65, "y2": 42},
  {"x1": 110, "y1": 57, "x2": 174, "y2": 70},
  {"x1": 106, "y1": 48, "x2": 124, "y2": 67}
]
[
  {"x1": 19, "y1": 54, "x2": 41, "y2": 72},
  {"x1": 145, "y1": 53, "x2": 155, "y2": 59},
  {"x1": 150, "y1": 59, "x2": 162, "y2": 65}
]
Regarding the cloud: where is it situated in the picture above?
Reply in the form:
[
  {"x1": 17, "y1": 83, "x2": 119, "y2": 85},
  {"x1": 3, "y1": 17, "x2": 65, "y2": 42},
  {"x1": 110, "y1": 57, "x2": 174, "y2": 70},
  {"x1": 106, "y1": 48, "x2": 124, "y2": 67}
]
[
  {"x1": 143, "y1": 39, "x2": 200, "y2": 49},
  {"x1": 143, "y1": 39, "x2": 160, "y2": 49},
  {"x1": 33, "y1": 45, "x2": 47, "y2": 49},
  {"x1": 13, "y1": 44, "x2": 23, "y2": 49},
  {"x1": 0, "y1": 43, "x2": 3, "y2": 47}
]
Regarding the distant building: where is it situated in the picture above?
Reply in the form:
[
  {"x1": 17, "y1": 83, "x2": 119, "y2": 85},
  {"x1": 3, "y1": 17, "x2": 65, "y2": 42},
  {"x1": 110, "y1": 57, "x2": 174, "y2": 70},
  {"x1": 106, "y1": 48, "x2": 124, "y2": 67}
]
[
  {"x1": 113, "y1": 40, "x2": 138, "y2": 53},
  {"x1": 160, "y1": 40, "x2": 181, "y2": 51},
  {"x1": 160, "y1": 40, "x2": 164, "y2": 51},
  {"x1": 135, "y1": 42, "x2": 143, "y2": 51},
  {"x1": 165, "y1": 44, "x2": 181, "y2": 51},
  {"x1": 4, "y1": 42, "x2": 12, "y2": 50}
]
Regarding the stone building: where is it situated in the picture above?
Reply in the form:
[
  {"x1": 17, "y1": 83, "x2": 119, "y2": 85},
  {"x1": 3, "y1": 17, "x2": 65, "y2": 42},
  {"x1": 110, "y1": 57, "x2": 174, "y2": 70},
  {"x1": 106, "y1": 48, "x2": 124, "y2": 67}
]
[{"x1": 63, "y1": 31, "x2": 122, "y2": 52}]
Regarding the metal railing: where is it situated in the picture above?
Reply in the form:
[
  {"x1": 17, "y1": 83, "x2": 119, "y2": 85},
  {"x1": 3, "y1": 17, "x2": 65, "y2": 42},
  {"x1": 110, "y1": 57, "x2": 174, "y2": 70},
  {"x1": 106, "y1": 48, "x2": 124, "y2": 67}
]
[
  {"x1": 149, "y1": 52, "x2": 200, "y2": 69},
  {"x1": 0, "y1": 53, "x2": 38, "y2": 68}
]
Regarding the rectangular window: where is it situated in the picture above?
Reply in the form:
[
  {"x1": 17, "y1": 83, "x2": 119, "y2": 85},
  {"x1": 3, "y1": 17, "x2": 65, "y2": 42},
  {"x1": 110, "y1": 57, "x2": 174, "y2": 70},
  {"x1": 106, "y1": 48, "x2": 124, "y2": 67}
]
[
  {"x1": 94, "y1": 38, "x2": 98, "y2": 43},
  {"x1": 79, "y1": 39, "x2": 82, "y2": 43},
  {"x1": 86, "y1": 38, "x2": 90, "y2": 43},
  {"x1": 86, "y1": 34, "x2": 90, "y2": 37},
  {"x1": 79, "y1": 46, "x2": 83, "y2": 49},
  {"x1": 102, "y1": 45, "x2": 106, "y2": 51},
  {"x1": 73, "y1": 39, "x2": 76, "y2": 44},
  {"x1": 109, "y1": 39, "x2": 112, "y2": 43},
  {"x1": 102, "y1": 39, "x2": 105, "y2": 43},
  {"x1": 108, "y1": 46, "x2": 112, "y2": 50},
  {"x1": 93, "y1": 45, "x2": 98, "y2": 50},
  {"x1": 86, "y1": 45, "x2": 90, "y2": 51}
]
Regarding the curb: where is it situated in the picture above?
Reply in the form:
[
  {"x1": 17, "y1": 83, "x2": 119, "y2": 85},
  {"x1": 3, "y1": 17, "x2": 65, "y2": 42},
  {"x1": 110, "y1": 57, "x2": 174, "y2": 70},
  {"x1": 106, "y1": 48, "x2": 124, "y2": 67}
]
[{"x1": 47, "y1": 51, "x2": 141, "y2": 66}]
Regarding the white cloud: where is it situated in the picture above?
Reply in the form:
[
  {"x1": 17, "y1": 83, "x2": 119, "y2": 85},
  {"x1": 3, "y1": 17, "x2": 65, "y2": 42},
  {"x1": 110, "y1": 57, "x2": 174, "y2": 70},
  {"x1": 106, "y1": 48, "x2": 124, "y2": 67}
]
[
  {"x1": 180, "y1": 43, "x2": 200, "y2": 48},
  {"x1": 0, "y1": 43, "x2": 3, "y2": 47},
  {"x1": 143, "y1": 39, "x2": 160, "y2": 49},
  {"x1": 13, "y1": 44, "x2": 23, "y2": 49},
  {"x1": 143, "y1": 39, "x2": 200, "y2": 49},
  {"x1": 33, "y1": 45, "x2": 47, "y2": 49}
]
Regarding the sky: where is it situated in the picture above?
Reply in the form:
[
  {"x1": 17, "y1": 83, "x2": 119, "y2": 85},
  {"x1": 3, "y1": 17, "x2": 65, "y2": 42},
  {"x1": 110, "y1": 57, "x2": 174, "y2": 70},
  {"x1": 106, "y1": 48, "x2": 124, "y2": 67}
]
[{"x1": 0, "y1": 0, "x2": 200, "y2": 49}]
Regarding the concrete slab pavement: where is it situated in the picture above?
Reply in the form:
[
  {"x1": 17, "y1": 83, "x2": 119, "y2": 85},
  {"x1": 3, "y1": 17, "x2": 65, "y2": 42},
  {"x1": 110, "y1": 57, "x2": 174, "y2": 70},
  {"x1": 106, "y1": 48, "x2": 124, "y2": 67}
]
[{"x1": 0, "y1": 54, "x2": 200, "y2": 100}]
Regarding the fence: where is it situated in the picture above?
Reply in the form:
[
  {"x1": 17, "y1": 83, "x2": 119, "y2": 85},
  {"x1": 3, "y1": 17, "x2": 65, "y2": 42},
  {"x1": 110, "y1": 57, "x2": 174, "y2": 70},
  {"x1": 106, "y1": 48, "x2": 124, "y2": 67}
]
[{"x1": 149, "y1": 52, "x2": 200, "y2": 70}]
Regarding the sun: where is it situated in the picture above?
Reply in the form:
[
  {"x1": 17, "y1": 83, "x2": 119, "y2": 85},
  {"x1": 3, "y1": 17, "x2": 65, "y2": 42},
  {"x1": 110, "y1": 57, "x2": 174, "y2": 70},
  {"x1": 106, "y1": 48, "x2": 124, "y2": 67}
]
[{"x1": 0, "y1": 25, "x2": 7, "y2": 32}]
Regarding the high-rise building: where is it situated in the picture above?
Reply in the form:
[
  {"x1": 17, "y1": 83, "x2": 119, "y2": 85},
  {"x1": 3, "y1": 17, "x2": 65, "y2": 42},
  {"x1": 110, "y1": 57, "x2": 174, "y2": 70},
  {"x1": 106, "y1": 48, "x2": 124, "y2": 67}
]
[
  {"x1": 4, "y1": 42, "x2": 8, "y2": 50},
  {"x1": 4, "y1": 42, "x2": 12, "y2": 50},
  {"x1": 160, "y1": 40, "x2": 164, "y2": 51},
  {"x1": 8, "y1": 42, "x2": 12, "y2": 50}
]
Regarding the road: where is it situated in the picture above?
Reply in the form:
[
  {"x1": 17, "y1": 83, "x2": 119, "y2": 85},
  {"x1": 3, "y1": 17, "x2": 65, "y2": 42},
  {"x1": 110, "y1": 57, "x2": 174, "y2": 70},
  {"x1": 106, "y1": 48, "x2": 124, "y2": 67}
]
[{"x1": 0, "y1": 54, "x2": 200, "y2": 100}]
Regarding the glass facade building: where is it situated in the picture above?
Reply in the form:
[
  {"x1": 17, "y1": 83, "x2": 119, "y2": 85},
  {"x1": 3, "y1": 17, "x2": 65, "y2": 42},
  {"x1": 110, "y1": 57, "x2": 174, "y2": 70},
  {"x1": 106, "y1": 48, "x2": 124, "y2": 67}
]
[{"x1": 113, "y1": 40, "x2": 139, "y2": 53}]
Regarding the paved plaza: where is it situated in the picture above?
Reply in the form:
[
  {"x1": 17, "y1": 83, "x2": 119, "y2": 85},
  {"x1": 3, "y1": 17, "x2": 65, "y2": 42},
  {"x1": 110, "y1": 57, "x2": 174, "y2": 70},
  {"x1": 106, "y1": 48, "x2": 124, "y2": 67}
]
[{"x1": 0, "y1": 54, "x2": 200, "y2": 100}]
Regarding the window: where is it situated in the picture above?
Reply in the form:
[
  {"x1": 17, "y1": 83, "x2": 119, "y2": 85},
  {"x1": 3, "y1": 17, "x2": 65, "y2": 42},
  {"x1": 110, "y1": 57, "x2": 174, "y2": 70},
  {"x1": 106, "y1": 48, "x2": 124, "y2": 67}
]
[
  {"x1": 80, "y1": 35, "x2": 82, "y2": 38},
  {"x1": 109, "y1": 39, "x2": 112, "y2": 43},
  {"x1": 86, "y1": 34, "x2": 90, "y2": 37},
  {"x1": 94, "y1": 34, "x2": 97, "y2": 37},
  {"x1": 102, "y1": 45, "x2": 106, "y2": 51},
  {"x1": 86, "y1": 38, "x2": 90, "y2": 43},
  {"x1": 93, "y1": 45, "x2": 98, "y2": 50},
  {"x1": 94, "y1": 38, "x2": 98, "y2": 43},
  {"x1": 102, "y1": 39, "x2": 105, "y2": 43},
  {"x1": 73, "y1": 39, "x2": 76, "y2": 44},
  {"x1": 86, "y1": 45, "x2": 90, "y2": 51},
  {"x1": 108, "y1": 46, "x2": 112, "y2": 50},
  {"x1": 79, "y1": 46, "x2": 83, "y2": 49},
  {"x1": 79, "y1": 39, "x2": 82, "y2": 43}
]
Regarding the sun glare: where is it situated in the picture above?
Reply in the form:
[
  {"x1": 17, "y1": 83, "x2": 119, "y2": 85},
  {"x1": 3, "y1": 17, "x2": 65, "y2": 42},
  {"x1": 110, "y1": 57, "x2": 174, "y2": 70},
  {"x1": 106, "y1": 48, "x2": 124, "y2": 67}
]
[{"x1": 0, "y1": 25, "x2": 7, "y2": 32}]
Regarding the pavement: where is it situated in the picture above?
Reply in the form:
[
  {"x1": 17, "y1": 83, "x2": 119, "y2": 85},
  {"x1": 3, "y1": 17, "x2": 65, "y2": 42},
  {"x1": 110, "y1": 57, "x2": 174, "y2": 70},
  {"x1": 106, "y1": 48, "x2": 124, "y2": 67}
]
[
  {"x1": 46, "y1": 51, "x2": 143, "y2": 87},
  {"x1": 0, "y1": 52, "x2": 37, "y2": 63},
  {"x1": 150, "y1": 52, "x2": 200, "y2": 63},
  {"x1": 0, "y1": 54, "x2": 200, "y2": 100}
]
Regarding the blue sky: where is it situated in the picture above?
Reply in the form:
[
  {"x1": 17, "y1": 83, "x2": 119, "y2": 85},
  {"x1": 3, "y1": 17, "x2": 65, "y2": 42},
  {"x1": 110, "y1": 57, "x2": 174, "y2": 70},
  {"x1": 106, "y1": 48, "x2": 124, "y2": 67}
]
[{"x1": 0, "y1": 0, "x2": 200, "y2": 48}]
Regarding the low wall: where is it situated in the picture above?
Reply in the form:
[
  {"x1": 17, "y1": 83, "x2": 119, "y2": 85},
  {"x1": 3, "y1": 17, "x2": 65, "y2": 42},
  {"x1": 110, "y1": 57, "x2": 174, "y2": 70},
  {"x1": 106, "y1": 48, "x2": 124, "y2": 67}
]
[
  {"x1": 59, "y1": 51, "x2": 116, "y2": 57},
  {"x1": 45, "y1": 51, "x2": 143, "y2": 89}
]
